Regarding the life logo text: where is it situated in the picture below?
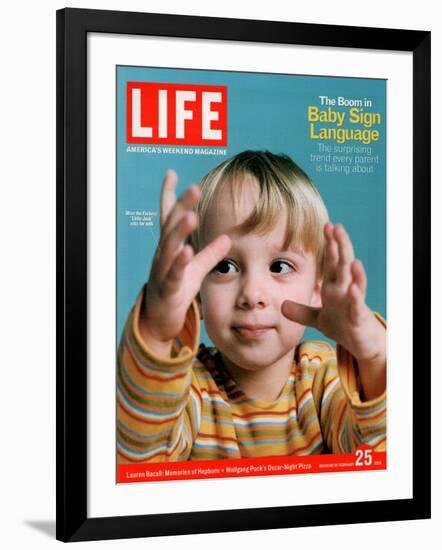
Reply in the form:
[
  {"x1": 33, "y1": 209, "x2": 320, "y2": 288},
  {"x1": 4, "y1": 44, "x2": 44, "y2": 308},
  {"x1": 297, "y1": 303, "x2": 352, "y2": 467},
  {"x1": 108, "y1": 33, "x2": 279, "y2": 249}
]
[{"x1": 126, "y1": 82, "x2": 228, "y2": 146}]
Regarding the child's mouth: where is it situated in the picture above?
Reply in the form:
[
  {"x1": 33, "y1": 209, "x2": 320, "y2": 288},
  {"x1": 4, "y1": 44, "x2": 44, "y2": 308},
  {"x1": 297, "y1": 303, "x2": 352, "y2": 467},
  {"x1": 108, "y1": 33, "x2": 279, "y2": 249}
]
[{"x1": 233, "y1": 325, "x2": 274, "y2": 339}]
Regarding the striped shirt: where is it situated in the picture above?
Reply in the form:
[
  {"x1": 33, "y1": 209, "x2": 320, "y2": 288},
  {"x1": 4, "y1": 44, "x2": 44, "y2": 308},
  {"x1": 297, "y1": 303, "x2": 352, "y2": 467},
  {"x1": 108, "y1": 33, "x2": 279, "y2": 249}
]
[{"x1": 117, "y1": 293, "x2": 386, "y2": 463}]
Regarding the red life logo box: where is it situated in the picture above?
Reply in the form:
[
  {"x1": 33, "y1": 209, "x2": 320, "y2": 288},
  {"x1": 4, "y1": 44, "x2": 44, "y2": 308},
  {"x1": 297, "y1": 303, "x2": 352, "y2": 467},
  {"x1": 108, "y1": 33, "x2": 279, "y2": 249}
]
[{"x1": 126, "y1": 82, "x2": 228, "y2": 146}]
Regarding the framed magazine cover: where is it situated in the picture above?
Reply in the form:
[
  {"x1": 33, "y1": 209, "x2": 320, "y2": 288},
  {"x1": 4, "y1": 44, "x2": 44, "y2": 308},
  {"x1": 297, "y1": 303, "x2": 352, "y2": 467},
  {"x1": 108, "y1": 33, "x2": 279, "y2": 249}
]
[{"x1": 56, "y1": 7, "x2": 431, "y2": 542}]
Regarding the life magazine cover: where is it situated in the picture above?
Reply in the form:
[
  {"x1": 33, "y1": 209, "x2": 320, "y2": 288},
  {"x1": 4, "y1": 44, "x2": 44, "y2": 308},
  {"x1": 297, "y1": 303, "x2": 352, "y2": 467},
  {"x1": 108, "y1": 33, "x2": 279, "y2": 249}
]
[{"x1": 116, "y1": 66, "x2": 386, "y2": 484}]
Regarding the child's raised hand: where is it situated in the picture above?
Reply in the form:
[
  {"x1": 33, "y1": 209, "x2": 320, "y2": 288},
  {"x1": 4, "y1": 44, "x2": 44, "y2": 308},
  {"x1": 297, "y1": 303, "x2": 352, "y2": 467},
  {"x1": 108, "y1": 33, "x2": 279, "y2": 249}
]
[
  {"x1": 139, "y1": 170, "x2": 231, "y2": 356},
  {"x1": 282, "y1": 223, "x2": 386, "y2": 397}
]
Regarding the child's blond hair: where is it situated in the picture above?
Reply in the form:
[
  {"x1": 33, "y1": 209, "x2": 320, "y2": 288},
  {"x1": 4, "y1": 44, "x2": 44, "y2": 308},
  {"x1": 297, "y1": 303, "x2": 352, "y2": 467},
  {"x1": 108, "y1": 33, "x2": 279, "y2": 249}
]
[{"x1": 190, "y1": 150, "x2": 329, "y2": 272}]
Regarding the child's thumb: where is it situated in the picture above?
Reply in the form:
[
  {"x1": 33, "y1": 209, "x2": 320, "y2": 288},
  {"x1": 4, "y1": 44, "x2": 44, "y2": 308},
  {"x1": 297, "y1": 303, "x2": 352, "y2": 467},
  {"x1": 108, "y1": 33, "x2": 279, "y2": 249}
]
[{"x1": 281, "y1": 300, "x2": 319, "y2": 329}]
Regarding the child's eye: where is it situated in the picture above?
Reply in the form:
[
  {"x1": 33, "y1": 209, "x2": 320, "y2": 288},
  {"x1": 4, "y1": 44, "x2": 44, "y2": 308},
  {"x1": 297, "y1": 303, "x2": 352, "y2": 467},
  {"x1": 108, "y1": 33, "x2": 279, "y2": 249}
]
[
  {"x1": 270, "y1": 260, "x2": 295, "y2": 274},
  {"x1": 214, "y1": 260, "x2": 238, "y2": 274}
]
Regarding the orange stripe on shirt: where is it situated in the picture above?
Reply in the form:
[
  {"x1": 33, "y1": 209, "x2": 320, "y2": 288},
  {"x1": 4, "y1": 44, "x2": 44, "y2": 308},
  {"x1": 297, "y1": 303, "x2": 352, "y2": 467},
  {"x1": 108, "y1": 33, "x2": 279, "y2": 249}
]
[
  {"x1": 117, "y1": 399, "x2": 182, "y2": 426},
  {"x1": 124, "y1": 340, "x2": 189, "y2": 382},
  {"x1": 233, "y1": 406, "x2": 297, "y2": 419}
]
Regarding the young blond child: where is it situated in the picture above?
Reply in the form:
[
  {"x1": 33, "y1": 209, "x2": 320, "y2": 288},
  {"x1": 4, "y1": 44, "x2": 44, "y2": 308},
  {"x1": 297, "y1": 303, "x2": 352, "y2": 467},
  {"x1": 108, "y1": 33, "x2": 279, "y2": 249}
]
[{"x1": 117, "y1": 151, "x2": 386, "y2": 463}]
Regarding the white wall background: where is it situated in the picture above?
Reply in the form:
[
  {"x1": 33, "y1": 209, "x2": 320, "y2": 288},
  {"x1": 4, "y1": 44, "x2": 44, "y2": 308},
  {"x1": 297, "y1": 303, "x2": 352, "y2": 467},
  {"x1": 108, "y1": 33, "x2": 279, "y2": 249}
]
[{"x1": 0, "y1": 1, "x2": 438, "y2": 548}]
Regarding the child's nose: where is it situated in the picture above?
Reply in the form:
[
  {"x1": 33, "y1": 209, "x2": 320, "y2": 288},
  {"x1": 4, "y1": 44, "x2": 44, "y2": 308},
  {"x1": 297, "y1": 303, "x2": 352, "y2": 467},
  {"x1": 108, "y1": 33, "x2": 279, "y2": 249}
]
[{"x1": 236, "y1": 274, "x2": 268, "y2": 309}]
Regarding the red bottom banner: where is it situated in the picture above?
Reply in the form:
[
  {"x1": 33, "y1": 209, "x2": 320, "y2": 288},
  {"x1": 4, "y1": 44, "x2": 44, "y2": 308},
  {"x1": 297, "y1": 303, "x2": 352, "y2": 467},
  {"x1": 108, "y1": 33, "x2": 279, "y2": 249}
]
[{"x1": 117, "y1": 445, "x2": 386, "y2": 483}]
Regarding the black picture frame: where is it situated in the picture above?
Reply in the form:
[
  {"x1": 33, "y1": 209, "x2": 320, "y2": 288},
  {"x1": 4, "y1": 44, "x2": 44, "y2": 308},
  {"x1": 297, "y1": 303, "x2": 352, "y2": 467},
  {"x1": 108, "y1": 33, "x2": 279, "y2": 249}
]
[{"x1": 56, "y1": 7, "x2": 431, "y2": 542}]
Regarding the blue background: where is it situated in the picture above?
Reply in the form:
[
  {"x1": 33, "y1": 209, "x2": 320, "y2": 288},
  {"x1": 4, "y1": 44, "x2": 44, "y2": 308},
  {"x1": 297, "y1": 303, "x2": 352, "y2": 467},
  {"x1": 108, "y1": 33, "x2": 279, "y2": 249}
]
[{"x1": 117, "y1": 66, "x2": 386, "y2": 347}]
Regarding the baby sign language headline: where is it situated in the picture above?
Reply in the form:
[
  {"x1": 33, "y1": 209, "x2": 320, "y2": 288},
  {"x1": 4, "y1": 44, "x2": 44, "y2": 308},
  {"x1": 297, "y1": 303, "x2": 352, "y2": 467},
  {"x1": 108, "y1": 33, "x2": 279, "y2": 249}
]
[{"x1": 308, "y1": 95, "x2": 383, "y2": 145}]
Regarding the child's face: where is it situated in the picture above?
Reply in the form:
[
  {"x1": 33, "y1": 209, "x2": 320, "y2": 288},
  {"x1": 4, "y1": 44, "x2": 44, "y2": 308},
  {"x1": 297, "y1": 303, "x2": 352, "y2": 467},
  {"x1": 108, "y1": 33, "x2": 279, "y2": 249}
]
[{"x1": 199, "y1": 180, "x2": 322, "y2": 373}]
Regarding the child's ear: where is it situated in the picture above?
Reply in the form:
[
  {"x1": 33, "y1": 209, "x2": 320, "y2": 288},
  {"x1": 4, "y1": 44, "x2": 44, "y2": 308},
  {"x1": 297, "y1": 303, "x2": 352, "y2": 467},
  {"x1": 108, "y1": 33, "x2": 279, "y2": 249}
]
[{"x1": 311, "y1": 278, "x2": 323, "y2": 308}]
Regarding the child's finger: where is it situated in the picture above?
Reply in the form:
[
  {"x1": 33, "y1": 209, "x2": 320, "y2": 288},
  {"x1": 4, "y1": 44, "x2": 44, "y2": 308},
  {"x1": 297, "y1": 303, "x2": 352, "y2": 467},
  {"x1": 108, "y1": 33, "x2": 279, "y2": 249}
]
[
  {"x1": 162, "y1": 244, "x2": 194, "y2": 295},
  {"x1": 161, "y1": 184, "x2": 200, "y2": 237},
  {"x1": 156, "y1": 211, "x2": 197, "y2": 278},
  {"x1": 351, "y1": 259, "x2": 367, "y2": 299},
  {"x1": 334, "y1": 224, "x2": 354, "y2": 287},
  {"x1": 281, "y1": 300, "x2": 320, "y2": 329},
  {"x1": 160, "y1": 170, "x2": 178, "y2": 226},
  {"x1": 348, "y1": 282, "x2": 365, "y2": 325},
  {"x1": 191, "y1": 234, "x2": 232, "y2": 283},
  {"x1": 323, "y1": 223, "x2": 338, "y2": 282}
]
